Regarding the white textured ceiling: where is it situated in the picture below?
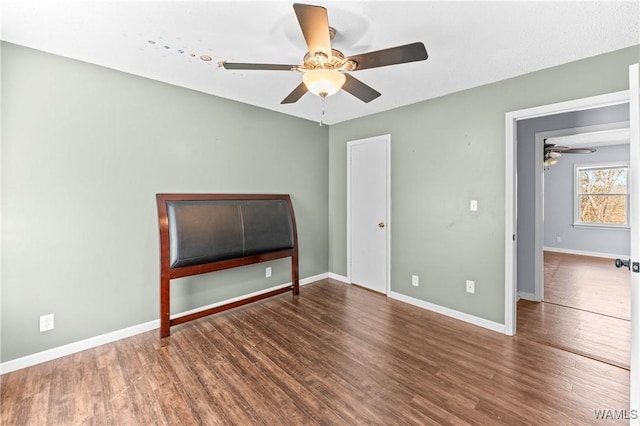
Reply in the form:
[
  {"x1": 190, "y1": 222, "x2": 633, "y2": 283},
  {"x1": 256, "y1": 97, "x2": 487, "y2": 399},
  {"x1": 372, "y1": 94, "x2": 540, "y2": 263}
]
[{"x1": 1, "y1": 1, "x2": 639, "y2": 124}]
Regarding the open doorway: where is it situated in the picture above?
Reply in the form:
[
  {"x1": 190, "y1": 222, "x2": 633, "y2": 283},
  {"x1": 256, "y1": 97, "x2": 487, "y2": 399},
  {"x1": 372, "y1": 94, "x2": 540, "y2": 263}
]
[{"x1": 514, "y1": 103, "x2": 631, "y2": 369}]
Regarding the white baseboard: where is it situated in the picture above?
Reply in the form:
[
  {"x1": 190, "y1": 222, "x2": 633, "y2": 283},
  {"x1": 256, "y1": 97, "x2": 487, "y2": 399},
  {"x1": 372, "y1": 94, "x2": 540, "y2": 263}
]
[
  {"x1": 327, "y1": 272, "x2": 349, "y2": 283},
  {"x1": 301, "y1": 272, "x2": 329, "y2": 285},
  {"x1": 0, "y1": 275, "x2": 324, "y2": 375},
  {"x1": 388, "y1": 291, "x2": 506, "y2": 334},
  {"x1": 517, "y1": 291, "x2": 536, "y2": 302},
  {"x1": 2, "y1": 274, "x2": 507, "y2": 374},
  {"x1": 171, "y1": 276, "x2": 319, "y2": 320},
  {"x1": 0, "y1": 320, "x2": 160, "y2": 375},
  {"x1": 543, "y1": 246, "x2": 629, "y2": 260}
]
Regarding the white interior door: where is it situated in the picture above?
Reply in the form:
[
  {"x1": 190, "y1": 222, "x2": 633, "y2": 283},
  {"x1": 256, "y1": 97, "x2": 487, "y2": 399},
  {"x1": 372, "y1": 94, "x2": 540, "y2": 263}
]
[
  {"x1": 348, "y1": 135, "x2": 390, "y2": 294},
  {"x1": 628, "y1": 63, "x2": 640, "y2": 422}
]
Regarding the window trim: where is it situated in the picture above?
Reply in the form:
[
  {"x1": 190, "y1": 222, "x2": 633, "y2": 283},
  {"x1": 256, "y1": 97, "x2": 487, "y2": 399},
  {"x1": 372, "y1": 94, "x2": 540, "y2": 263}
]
[{"x1": 573, "y1": 161, "x2": 630, "y2": 229}]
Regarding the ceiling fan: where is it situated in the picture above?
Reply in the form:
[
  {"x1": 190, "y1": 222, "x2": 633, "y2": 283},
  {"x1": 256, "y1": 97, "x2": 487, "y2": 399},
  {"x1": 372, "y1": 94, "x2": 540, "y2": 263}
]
[
  {"x1": 219, "y1": 3, "x2": 428, "y2": 104},
  {"x1": 544, "y1": 142, "x2": 597, "y2": 167}
]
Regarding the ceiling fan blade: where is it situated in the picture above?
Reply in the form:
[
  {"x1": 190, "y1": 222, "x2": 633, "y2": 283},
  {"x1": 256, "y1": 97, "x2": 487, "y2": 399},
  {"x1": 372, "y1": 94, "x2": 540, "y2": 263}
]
[
  {"x1": 220, "y1": 62, "x2": 297, "y2": 71},
  {"x1": 281, "y1": 82, "x2": 308, "y2": 104},
  {"x1": 545, "y1": 145, "x2": 569, "y2": 152},
  {"x1": 293, "y1": 3, "x2": 332, "y2": 57},
  {"x1": 562, "y1": 148, "x2": 597, "y2": 154},
  {"x1": 348, "y1": 42, "x2": 428, "y2": 71},
  {"x1": 545, "y1": 142, "x2": 597, "y2": 156},
  {"x1": 342, "y1": 74, "x2": 381, "y2": 103}
]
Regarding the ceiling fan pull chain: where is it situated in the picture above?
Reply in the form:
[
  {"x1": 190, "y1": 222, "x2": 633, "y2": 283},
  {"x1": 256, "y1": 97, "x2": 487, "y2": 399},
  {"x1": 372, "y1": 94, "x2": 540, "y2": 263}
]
[{"x1": 319, "y1": 95, "x2": 326, "y2": 126}]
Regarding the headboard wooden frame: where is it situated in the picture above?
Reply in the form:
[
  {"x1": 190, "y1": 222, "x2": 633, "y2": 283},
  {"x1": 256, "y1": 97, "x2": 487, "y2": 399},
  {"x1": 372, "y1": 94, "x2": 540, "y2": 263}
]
[{"x1": 156, "y1": 193, "x2": 299, "y2": 338}]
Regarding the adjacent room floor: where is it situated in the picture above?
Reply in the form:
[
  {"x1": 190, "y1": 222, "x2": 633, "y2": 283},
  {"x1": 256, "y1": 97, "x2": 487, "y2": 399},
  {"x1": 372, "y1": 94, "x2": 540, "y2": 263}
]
[
  {"x1": 1, "y1": 278, "x2": 629, "y2": 425},
  {"x1": 517, "y1": 251, "x2": 631, "y2": 370}
]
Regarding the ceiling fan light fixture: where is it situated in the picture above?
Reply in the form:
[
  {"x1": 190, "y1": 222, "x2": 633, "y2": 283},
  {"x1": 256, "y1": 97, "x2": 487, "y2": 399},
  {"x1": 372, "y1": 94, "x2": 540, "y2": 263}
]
[{"x1": 302, "y1": 69, "x2": 346, "y2": 98}]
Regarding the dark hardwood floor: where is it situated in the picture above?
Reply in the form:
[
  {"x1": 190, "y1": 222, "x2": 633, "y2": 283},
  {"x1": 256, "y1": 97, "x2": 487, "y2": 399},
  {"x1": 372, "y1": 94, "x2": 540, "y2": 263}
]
[
  {"x1": 1, "y1": 279, "x2": 630, "y2": 425},
  {"x1": 517, "y1": 251, "x2": 631, "y2": 370},
  {"x1": 543, "y1": 251, "x2": 629, "y2": 320}
]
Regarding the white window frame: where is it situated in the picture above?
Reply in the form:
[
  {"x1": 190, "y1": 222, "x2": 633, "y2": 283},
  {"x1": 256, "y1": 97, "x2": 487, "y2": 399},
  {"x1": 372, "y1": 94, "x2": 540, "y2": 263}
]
[{"x1": 573, "y1": 161, "x2": 630, "y2": 229}]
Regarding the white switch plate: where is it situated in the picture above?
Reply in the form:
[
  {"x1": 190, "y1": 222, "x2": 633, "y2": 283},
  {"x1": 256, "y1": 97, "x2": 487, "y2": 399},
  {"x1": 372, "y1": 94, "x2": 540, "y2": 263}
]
[
  {"x1": 411, "y1": 275, "x2": 419, "y2": 287},
  {"x1": 470, "y1": 200, "x2": 478, "y2": 211},
  {"x1": 266, "y1": 267, "x2": 272, "y2": 278},
  {"x1": 466, "y1": 280, "x2": 475, "y2": 294}
]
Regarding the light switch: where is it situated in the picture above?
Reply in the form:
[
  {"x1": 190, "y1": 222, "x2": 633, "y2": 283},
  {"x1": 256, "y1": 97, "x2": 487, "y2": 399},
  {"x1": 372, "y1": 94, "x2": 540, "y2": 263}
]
[{"x1": 470, "y1": 200, "x2": 478, "y2": 211}]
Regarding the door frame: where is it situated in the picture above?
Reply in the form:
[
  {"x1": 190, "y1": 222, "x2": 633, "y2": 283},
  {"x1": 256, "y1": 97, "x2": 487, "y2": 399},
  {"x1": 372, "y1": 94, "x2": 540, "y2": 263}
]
[
  {"x1": 628, "y1": 63, "x2": 639, "y2": 422},
  {"x1": 504, "y1": 89, "x2": 630, "y2": 336},
  {"x1": 347, "y1": 134, "x2": 391, "y2": 295}
]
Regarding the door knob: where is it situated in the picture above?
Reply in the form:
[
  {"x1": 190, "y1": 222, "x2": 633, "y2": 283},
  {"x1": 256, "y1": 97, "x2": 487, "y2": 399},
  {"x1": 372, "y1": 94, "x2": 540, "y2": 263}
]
[
  {"x1": 615, "y1": 258, "x2": 630, "y2": 270},
  {"x1": 378, "y1": 222, "x2": 385, "y2": 228},
  {"x1": 616, "y1": 258, "x2": 640, "y2": 273}
]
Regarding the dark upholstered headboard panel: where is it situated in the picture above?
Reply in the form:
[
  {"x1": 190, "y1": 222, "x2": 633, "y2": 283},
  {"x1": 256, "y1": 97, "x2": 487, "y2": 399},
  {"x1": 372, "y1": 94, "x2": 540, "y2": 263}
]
[
  {"x1": 156, "y1": 194, "x2": 299, "y2": 338},
  {"x1": 166, "y1": 199, "x2": 295, "y2": 268}
]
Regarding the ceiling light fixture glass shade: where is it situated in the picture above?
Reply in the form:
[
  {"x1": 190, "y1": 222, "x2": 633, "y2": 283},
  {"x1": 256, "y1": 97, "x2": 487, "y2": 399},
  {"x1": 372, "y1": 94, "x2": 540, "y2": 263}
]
[
  {"x1": 543, "y1": 151, "x2": 562, "y2": 167},
  {"x1": 303, "y1": 69, "x2": 346, "y2": 98}
]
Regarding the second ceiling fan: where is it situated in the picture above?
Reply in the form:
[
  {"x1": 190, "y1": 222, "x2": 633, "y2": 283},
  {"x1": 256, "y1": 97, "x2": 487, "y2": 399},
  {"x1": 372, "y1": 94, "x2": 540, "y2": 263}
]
[
  {"x1": 544, "y1": 142, "x2": 597, "y2": 167},
  {"x1": 219, "y1": 3, "x2": 428, "y2": 104}
]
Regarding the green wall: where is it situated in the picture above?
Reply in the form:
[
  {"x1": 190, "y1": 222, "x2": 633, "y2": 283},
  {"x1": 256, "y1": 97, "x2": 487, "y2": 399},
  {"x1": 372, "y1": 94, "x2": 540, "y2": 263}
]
[
  {"x1": 2, "y1": 39, "x2": 638, "y2": 364},
  {"x1": 328, "y1": 45, "x2": 639, "y2": 324},
  {"x1": 1, "y1": 42, "x2": 329, "y2": 362}
]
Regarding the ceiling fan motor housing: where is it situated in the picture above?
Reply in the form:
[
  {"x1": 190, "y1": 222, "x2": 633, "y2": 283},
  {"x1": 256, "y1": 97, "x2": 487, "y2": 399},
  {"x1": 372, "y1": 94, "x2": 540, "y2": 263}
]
[{"x1": 300, "y1": 49, "x2": 356, "y2": 71}]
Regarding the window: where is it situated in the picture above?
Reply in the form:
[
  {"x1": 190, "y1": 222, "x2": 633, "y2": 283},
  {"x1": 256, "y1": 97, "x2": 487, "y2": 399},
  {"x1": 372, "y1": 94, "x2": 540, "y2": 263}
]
[{"x1": 574, "y1": 162, "x2": 629, "y2": 227}]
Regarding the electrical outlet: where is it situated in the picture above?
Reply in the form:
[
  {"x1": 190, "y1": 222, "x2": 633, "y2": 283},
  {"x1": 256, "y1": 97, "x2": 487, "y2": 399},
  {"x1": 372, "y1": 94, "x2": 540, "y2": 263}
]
[
  {"x1": 470, "y1": 200, "x2": 478, "y2": 211},
  {"x1": 411, "y1": 275, "x2": 419, "y2": 287},
  {"x1": 556, "y1": 236, "x2": 561, "y2": 243},
  {"x1": 266, "y1": 267, "x2": 272, "y2": 278},
  {"x1": 40, "y1": 314, "x2": 54, "y2": 332},
  {"x1": 466, "y1": 280, "x2": 475, "y2": 294}
]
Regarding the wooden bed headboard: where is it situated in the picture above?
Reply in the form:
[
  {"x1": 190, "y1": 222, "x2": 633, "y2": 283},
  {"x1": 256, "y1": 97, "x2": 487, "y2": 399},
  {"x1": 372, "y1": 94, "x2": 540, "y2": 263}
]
[{"x1": 156, "y1": 193, "x2": 299, "y2": 338}]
